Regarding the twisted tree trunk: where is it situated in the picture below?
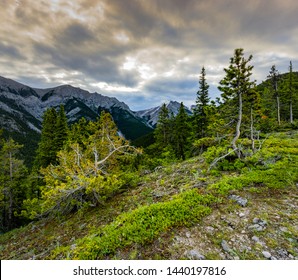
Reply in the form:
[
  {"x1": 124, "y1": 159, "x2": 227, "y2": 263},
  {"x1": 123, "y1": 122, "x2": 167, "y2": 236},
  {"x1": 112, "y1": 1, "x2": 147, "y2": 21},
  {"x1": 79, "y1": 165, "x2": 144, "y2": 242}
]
[{"x1": 232, "y1": 91, "x2": 242, "y2": 158}]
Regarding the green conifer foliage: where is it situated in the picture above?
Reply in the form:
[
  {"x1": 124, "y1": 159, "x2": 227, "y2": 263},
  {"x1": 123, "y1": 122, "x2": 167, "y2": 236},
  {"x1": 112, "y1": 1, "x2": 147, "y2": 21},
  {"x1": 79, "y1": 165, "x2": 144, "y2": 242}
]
[
  {"x1": 268, "y1": 65, "x2": 281, "y2": 125},
  {"x1": 173, "y1": 102, "x2": 190, "y2": 160},
  {"x1": 194, "y1": 66, "x2": 210, "y2": 139},
  {"x1": 25, "y1": 112, "x2": 141, "y2": 217},
  {"x1": 289, "y1": 61, "x2": 294, "y2": 124},
  {"x1": 154, "y1": 103, "x2": 171, "y2": 148},
  {"x1": 55, "y1": 105, "x2": 68, "y2": 151},
  {"x1": 0, "y1": 138, "x2": 27, "y2": 231},
  {"x1": 34, "y1": 108, "x2": 58, "y2": 168},
  {"x1": 34, "y1": 106, "x2": 68, "y2": 169},
  {"x1": 67, "y1": 117, "x2": 92, "y2": 148},
  {"x1": 218, "y1": 48, "x2": 255, "y2": 158}
]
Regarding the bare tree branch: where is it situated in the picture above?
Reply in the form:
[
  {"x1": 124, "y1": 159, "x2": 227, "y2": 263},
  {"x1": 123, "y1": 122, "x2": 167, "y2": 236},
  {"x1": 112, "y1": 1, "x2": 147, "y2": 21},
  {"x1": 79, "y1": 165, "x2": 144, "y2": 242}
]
[{"x1": 208, "y1": 148, "x2": 238, "y2": 172}]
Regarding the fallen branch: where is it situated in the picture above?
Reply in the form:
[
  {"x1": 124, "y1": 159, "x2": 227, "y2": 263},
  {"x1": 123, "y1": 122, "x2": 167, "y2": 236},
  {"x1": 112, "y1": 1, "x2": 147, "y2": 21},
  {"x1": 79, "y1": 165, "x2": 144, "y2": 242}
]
[{"x1": 208, "y1": 148, "x2": 238, "y2": 172}]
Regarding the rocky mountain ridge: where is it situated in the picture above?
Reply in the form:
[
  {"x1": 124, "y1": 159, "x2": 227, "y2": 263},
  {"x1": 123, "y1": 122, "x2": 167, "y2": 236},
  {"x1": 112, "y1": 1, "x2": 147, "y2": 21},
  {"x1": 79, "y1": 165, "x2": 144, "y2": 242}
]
[
  {"x1": 0, "y1": 76, "x2": 143, "y2": 135},
  {"x1": 135, "y1": 101, "x2": 193, "y2": 127},
  {"x1": 0, "y1": 76, "x2": 194, "y2": 138}
]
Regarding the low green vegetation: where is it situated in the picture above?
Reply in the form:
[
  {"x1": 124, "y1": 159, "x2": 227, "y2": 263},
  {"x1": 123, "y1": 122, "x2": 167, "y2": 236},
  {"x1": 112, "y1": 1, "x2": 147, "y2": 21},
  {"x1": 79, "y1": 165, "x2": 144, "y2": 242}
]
[{"x1": 54, "y1": 190, "x2": 215, "y2": 259}]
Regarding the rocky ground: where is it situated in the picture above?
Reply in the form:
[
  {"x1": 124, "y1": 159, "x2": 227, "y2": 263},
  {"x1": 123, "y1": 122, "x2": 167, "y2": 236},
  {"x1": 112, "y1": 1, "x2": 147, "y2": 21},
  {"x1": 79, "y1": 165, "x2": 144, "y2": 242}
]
[{"x1": 170, "y1": 187, "x2": 298, "y2": 260}]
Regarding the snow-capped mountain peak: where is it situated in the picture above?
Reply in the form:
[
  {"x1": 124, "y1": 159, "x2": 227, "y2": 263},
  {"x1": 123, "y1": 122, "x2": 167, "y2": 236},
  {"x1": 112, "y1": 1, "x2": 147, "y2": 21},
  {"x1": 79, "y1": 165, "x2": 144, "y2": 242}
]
[{"x1": 135, "y1": 101, "x2": 192, "y2": 127}]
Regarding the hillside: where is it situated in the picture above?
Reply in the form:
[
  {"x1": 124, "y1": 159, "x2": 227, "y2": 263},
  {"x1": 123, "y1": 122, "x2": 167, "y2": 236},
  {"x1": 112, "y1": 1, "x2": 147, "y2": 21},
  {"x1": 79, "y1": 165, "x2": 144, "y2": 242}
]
[
  {"x1": 0, "y1": 131, "x2": 297, "y2": 260},
  {"x1": 257, "y1": 71, "x2": 298, "y2": 123}
]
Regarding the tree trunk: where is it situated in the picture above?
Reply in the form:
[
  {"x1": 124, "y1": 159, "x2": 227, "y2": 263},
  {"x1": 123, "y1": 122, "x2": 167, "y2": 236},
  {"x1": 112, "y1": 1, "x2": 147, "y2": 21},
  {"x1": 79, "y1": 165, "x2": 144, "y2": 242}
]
[
  {"x1": 250, "y1": 107, "x2": 255, "y2": 152},
  {"x1": 276, "y1": 95, "x2": 281, "y2": 125},
  {"x1": 8, "y1": 151, "x2": 13, "y2": 230},
  {"x1": 290, "y1": 100, "x2": 293, "y2": 124},
  {"x1": 232, "y1": 92, "x2": 242, "y2": 158}
]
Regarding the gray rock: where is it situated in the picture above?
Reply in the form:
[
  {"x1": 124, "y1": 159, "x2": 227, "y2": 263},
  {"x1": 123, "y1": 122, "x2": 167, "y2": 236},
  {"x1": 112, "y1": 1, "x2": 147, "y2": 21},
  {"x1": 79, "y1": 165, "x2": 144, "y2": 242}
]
[
  {"x1": 253, "y1": 218, "x2": 267, "y2": 227},
  {"x1": 187, "y1": 250, "x2": 205, "y2": 260},
  {"x1": 248, "y1": 224, "x2": 264, "y2": 231},
  {"x1": 141, "y1": 170, "x2": 151, "y2": 176},
  {"x1": 253, "y1": 218, "x2": 261, "y2": 224},
  {"x1": 206, "y1": 226, "x2": 215, "y2": 233},
  {"x1": 239, "y1": 212, "x2": 245, "y2": 218},
  {"x1": 279, "y1": 227, "x2": 289, "y2": 233},
  {"x1": 249, "y1": 218, "x2": 267, "y2": 231},
  {"x1": 221, "y1": 240, "x2": 231, "y2": 253},
  {"x1": 229, "y1": 195, "x2": 248, "y2": 207},
  {"x1": 259, "y1": 220, "x2": 267, "y2": 227},
  {"x1": 276, "y1": 249, "x2": 289, "y2": 259},
  {"x1": 262, "y1": 251, "x2": 271, "y2": 259},
  {"x1": 252, "y1": 236, "x2": 260, "y2": 243}
]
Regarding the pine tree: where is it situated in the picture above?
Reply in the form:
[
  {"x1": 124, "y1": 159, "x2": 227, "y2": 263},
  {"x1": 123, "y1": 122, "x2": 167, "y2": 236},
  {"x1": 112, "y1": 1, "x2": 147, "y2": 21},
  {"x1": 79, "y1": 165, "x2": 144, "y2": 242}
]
[
  {"x1": 218, "y1": 48, "x2": 255, "y2": 158},
  {"x1": 55, "y1": 105, "x2": 68, "y2": 151},
  {"x1": 34, "y1": 106, "x2": 68, "y2": 169},
  {"x1": 173, "y1": 102, "x2": 190, "y2": 160},
  {"x1": 34, "y1": 108, "x2": 58, "y2": 168},
  {"x1": 268, "y1": 65, "x2": 281, "y2": 125},
  {"x1": 194, "y1": 66, "x2": 210, "y2": 139},
  {"x1": 0, "y1": 138, "x2": 27, "y2": 231},
  {"x1": 67, "y1": 117, "x2": 91, "y2": 148},
  {"x1": 29, "y1": 112, "x2": 140, "y2": 217},
  {"x1": 154, "y1": 103, "x2": 171, "y2": 148},
  {"x1": 289, "y1": 61, "x2": 294, "y2": 124}
]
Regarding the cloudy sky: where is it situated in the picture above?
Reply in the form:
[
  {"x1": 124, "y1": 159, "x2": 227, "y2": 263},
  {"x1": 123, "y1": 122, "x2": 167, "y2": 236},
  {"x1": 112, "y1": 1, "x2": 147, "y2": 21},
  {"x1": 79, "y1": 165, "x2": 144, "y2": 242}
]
[{"x1": 1, "y1": 0, "x2": 298, "y2": 110}]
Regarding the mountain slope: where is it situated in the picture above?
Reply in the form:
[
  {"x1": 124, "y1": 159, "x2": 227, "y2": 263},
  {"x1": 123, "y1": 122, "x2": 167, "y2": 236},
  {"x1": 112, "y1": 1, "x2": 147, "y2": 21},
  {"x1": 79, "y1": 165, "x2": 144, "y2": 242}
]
[{"x1": 0, "y1": 131, "x2": 297, "y2": 260}]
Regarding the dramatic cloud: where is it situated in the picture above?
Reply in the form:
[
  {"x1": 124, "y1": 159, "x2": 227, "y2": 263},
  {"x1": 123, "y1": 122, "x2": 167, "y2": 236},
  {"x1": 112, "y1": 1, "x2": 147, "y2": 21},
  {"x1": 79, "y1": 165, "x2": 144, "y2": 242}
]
[{"x1": 0, "y1": 0, "x2": 298, "y2": 110}]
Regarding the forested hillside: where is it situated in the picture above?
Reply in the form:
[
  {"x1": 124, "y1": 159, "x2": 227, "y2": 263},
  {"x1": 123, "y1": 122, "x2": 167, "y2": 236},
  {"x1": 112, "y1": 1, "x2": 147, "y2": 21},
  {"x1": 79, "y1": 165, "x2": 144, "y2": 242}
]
[{"x1": 0, "y1": 48, "x2": 297, "y2": 260}]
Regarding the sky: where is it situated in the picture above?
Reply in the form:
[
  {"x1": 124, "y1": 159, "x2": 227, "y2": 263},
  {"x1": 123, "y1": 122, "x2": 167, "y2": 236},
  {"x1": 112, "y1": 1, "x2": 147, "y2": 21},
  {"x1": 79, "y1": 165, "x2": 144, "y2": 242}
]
[{"x1": 1, "y1": 0, "x2": 298, "y2": 111}]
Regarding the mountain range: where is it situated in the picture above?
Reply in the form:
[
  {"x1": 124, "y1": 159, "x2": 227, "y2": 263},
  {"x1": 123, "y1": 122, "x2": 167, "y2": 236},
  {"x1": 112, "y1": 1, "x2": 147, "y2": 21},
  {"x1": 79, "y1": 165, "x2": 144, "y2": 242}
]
[{"x1": 0, "y1": 76, "x2": 192, "y2": 164}]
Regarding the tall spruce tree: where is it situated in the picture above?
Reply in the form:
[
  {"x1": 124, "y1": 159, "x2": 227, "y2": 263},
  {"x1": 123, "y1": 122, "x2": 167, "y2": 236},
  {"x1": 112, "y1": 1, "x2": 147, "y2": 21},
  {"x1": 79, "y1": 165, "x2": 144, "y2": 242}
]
[
  {"x1": 173, "y1": 102, "x2": 190, "y2": 160},
  {"x1": 268, "y1": 65, "x2": 281, "y2": 125},
  {"x1": 34, "y1": 108, "x2": 57, "y2": 168},
  {"x1": 55, "y1": 105, "x2": 68, "y2": 151},
  {"x1": 194, "y1": 66, "x2": 210, "y2": 139},
  {"x1": 154, "y1": 103, "x2": 171, "y2": 149},
  {"x1": 34, "y1": 106, "x2": 68, "y2": 169},
  {"x1": 289, "y1": 61, "x2": 294, "y2": 124},
  {"x1": 218, "y1": 48, "x2": 254, "y2": 158},
  {"x1": 0, "y1": 138, "x2": 27, "y2": 231}
]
